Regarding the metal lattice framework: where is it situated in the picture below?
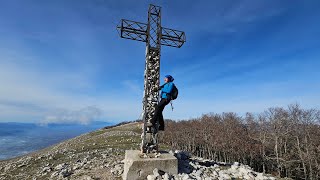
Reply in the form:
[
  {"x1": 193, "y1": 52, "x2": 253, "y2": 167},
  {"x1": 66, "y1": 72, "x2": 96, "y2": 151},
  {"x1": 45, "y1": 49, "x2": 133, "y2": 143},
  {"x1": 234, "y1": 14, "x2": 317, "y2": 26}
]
[{"x1": 117, "y1": 4, "x2": 186, "y2": 153}]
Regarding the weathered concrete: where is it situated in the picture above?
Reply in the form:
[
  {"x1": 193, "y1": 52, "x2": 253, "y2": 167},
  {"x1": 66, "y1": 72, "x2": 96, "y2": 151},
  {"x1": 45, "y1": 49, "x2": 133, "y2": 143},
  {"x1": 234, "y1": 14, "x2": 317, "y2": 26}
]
[{"x1": 123, "y1": 150, "x2": 178, "y2": 180}]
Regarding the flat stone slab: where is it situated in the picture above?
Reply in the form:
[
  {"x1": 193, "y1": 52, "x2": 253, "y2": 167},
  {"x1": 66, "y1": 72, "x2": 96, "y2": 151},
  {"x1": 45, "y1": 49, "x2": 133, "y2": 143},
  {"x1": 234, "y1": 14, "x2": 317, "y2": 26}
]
[{"x1": 123, "y1": 150, "x2": 178, "y2": 180}]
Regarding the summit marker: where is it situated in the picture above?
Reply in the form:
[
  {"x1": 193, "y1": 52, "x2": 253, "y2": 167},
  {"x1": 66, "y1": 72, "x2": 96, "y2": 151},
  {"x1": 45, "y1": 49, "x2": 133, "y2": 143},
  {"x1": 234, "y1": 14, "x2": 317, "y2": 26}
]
[{"x1": 117, "y1": 4, "x2": 186, "y2": 153}]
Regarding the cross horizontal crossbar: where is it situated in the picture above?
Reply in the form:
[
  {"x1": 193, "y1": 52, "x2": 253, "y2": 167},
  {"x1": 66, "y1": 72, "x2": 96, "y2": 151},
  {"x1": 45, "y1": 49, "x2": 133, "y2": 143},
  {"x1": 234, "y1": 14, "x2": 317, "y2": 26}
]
[
  {"x1": 117, "y1": 19, "x2": 186, "y2": 48},
  {"x1": 161, "y1": 27, "x2": 186, "y2": 48},
  {"x1": 117, "y1": 19, "x2": 148, "y2": 42}
]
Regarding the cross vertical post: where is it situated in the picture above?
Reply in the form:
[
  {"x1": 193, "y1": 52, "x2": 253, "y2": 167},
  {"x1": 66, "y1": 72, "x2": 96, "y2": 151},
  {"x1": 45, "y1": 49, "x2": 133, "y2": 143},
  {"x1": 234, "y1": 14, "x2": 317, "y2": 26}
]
[{"x1": 117, "y1": 4, "x2": 186, "y2": 153}]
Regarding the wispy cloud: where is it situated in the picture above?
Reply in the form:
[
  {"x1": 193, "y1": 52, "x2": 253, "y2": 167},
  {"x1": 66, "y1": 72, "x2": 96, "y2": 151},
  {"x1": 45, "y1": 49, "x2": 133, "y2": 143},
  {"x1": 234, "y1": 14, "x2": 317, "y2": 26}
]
[
  {"x1": 0, "y1": 51, "x2": 141, "y2": 123},
  {"x1": 41, "y1": 106, "x2": 102, "y2": 125}
]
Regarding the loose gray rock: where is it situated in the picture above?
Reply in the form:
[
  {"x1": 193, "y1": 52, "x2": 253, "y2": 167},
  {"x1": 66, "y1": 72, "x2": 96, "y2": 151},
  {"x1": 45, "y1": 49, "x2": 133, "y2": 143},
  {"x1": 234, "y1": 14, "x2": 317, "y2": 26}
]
[
  {"x1": 42, "y1": 166, "x2": 51, "y2": 173},
  {"x1": 145, "y1": 151, "x2": 276, "y2": 180},
  {"x1": 54, "y1": 163, "x2": 67, "y2": 171}
]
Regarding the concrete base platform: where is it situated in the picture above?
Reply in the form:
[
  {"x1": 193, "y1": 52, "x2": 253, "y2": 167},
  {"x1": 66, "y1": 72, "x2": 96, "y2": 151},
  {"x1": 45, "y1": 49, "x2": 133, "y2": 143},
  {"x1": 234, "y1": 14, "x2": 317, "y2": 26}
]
[{"x1": 123, "y1": 150, "x2": 178, "y2": 180}]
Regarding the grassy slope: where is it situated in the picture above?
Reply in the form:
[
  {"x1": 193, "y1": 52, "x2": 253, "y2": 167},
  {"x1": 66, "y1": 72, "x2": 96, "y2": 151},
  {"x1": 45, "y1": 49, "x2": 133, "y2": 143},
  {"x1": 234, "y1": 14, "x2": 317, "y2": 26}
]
[
  {"x1": 0, "y1": 122, "x2": 166, "y2": 180},
  {"x1": 0, "y1": 122, "x2": 280, "y2": 180}
]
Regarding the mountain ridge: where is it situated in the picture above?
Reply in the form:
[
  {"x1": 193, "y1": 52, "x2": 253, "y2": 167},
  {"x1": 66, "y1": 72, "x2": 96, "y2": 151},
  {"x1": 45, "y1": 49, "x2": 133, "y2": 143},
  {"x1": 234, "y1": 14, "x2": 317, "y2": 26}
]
[{"x1": 0, "y1": 121, "x2": 277, "y2": 180}]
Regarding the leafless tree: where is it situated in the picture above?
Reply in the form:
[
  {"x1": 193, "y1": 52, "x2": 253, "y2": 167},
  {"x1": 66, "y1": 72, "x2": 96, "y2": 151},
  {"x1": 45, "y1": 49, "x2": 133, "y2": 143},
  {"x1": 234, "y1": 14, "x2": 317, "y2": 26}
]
[{"x1": 160, "y1": 104, "x2": 320, "y2": 179}]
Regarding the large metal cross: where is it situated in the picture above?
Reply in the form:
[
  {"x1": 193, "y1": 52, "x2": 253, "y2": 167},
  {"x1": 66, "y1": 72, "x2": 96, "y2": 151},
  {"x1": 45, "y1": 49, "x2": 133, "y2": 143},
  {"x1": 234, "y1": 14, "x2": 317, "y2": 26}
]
[{"x1": 117, "y1": 4, "x2": 186, "y2": 153}]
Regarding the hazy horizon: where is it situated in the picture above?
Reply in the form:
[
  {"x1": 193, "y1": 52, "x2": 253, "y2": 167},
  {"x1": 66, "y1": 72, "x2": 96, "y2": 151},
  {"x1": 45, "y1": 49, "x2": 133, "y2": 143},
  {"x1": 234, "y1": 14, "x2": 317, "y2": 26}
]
[{"x1": 0, "y1": 121, "x2": 111, "y2": 160}]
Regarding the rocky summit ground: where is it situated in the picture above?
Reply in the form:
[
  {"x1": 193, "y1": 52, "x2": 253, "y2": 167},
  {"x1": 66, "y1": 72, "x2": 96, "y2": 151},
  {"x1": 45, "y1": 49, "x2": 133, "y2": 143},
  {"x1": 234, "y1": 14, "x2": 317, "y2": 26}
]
[
  {"x1": 0, "y1": 122, "x2": 278, "y2": 180},
  {"x1": 149, "y1": 151, "x2": 276, "y2": 180}
]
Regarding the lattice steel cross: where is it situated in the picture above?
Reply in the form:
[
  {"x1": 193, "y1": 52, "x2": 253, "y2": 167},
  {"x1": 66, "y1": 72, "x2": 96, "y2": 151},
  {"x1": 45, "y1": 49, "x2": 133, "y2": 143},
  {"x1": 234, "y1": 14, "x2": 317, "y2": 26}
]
[{"x1": 117, "y1": 4, "x2": 186, "y2": 153}]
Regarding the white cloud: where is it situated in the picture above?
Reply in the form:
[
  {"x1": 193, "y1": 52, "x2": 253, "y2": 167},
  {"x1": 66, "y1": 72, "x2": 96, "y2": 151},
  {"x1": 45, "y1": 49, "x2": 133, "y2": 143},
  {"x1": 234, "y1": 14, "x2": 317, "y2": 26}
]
[{"x1": 40, "y1": 106, "x2": 102, "y2": 125}]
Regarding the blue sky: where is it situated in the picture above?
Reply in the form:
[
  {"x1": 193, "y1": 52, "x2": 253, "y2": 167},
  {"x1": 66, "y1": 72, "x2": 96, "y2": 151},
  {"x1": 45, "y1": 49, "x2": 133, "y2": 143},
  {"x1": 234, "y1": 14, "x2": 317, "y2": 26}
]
[{"x1": 0, "y1": 0, "x2": 319, "y2": 123}]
